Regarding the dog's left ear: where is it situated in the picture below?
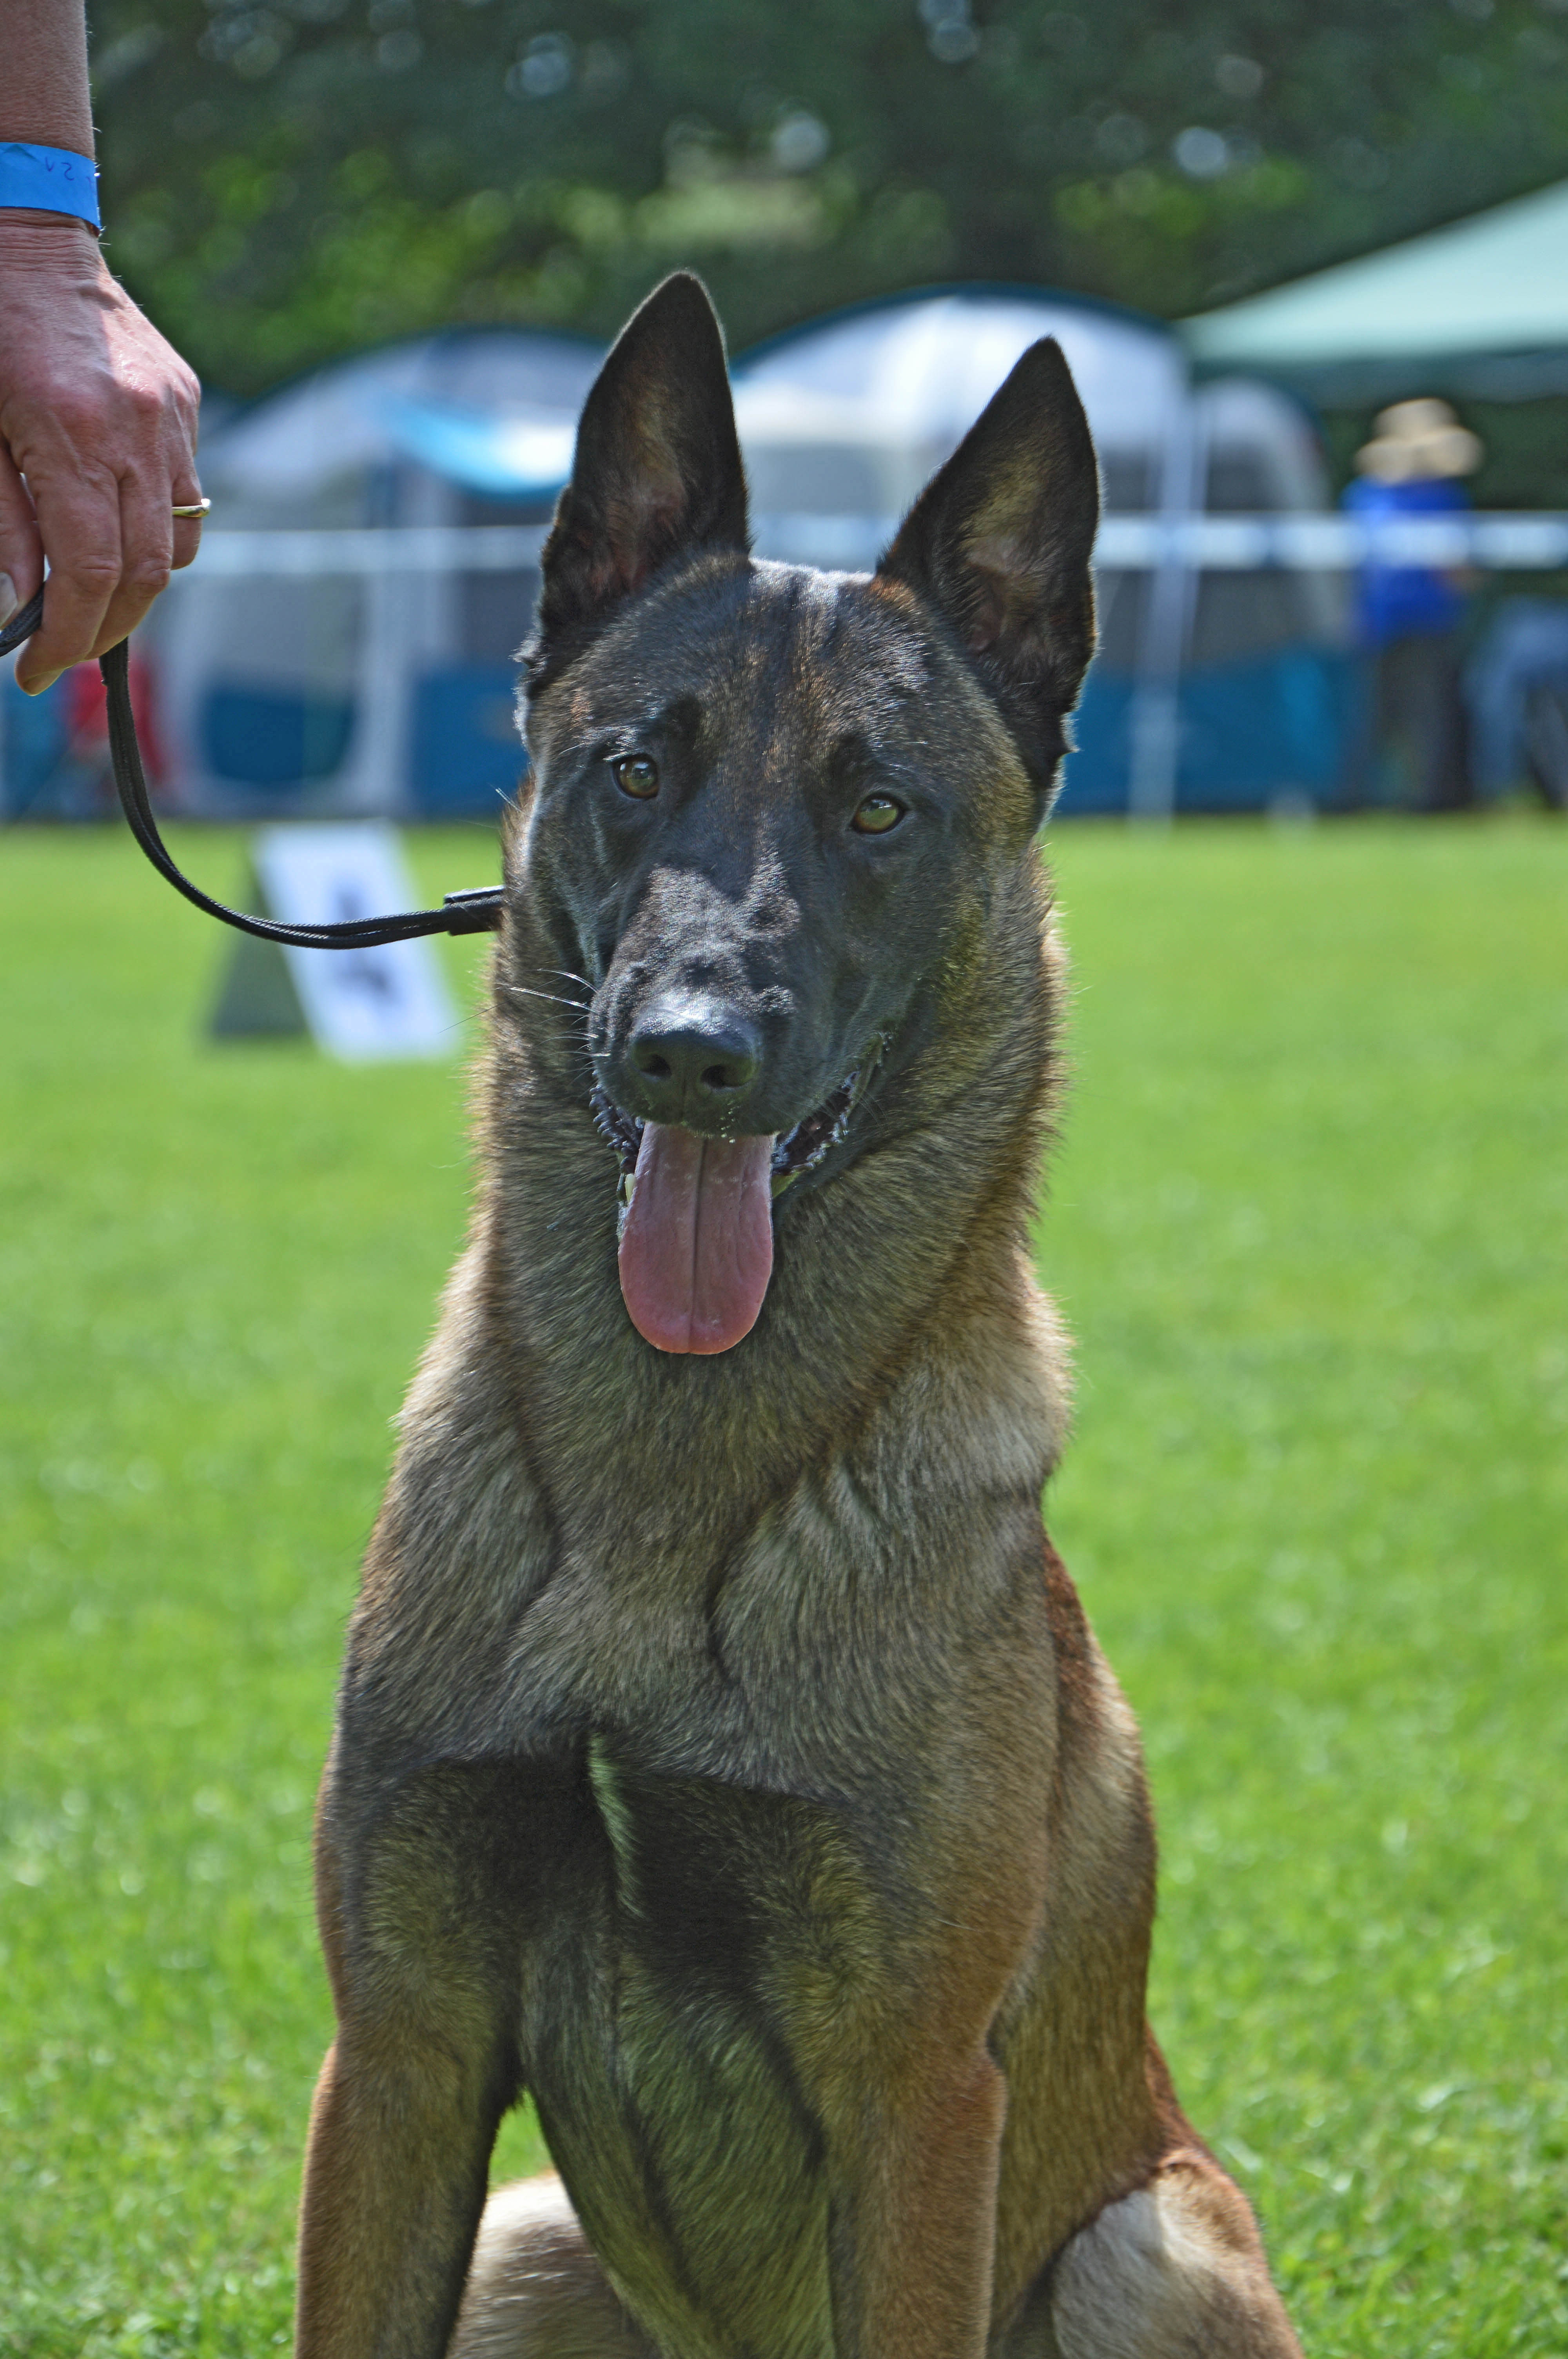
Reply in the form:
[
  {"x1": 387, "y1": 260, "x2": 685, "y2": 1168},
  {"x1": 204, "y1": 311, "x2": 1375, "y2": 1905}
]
[
  {"x1": 528, "y1": 272, "x2": 749, "y2": 688},
  {"x1": 877, "y1": 338, "x2": 1099, "y2": 796}
]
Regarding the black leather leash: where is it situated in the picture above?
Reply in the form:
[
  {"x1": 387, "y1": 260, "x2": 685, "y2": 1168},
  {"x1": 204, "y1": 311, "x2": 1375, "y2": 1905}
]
[{"x1": 0, "y1": 586, "x2": 505, "y2": 945}]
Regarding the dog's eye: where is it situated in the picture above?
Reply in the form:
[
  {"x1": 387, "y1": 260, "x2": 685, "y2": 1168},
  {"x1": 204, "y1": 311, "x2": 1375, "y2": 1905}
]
[
  {"x1": 851, "y1": 794, "x2": 905, "y2": 836},
  {"x1": 613, "y1": 755, "x2": 660, "y2": 800}
]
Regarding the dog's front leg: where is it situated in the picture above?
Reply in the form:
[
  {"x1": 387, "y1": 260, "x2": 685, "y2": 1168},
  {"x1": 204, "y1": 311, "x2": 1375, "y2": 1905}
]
[
  {"x1": 769, "y1": 1694, "x2": 1051, "y2": 2359},
  {"x1": 294, "y1": 1755, "x2": 527, "y2": 2359},
  {"x1": 296, "y1": 2021, "x2": 511, "y2": 2359},
  {"x1": 824, "y1": 2045, "x2": 1008, "y2": 2359},
  {"x1": 777, "y1": 1819, "x2": 1040, "y2": 2359}
]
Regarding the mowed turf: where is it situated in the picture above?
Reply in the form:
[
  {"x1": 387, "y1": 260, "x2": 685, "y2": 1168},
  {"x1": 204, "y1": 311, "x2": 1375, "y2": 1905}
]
[{"x1": 1, "y1": 816, "x2": 1564, "y2": 2358}]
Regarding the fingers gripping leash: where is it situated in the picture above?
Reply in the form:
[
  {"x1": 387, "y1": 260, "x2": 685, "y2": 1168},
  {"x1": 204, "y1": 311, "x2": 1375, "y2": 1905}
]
[{"x1": 0, "y1": 587, "x2": 505, "y2": 947}]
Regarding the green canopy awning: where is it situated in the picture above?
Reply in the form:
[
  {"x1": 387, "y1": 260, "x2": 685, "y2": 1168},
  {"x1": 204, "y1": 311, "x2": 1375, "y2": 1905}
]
[{"x1": 1183, "y1": 179, "x2": 1568, "y2": 400}]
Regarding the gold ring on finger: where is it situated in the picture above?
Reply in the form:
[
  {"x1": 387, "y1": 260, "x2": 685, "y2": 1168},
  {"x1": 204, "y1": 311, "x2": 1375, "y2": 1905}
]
[{"x1": 172, "y1": 499, "x2": 211, "y2": 519}]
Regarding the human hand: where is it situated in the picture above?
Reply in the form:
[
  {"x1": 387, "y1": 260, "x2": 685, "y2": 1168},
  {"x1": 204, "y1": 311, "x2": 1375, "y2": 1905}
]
[{"x1": 0, "y1": 216, "x2": 202, "y2": 695}]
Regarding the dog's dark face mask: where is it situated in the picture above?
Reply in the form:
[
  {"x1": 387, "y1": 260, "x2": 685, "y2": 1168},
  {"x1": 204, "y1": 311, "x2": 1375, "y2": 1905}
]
[{"x1": 519, "y1": 274, "x2": 1099, "y2": 1357}]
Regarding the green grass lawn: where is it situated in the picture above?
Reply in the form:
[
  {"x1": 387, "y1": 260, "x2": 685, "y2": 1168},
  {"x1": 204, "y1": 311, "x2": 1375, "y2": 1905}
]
[{"x1": 2, "y1": 815, "x2": 1564, "y2": 2358}]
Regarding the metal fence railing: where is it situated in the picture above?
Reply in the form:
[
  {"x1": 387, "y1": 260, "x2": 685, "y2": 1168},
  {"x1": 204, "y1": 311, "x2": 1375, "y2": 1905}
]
[
  {"x1": 172, "y1": 513, "x2": 1568, "y2": 575},
  {"x1": 7, "y1": 516, "x2": 1564, "y2": 821}
]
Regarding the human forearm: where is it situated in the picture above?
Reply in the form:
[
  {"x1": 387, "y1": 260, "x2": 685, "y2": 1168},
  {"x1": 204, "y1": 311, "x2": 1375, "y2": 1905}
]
[
  {"x1": 0, "y1": 0, "x2": 203, "y2": 691},
  {"x1": 0, "y1": 0, "x2": 95, "y2": 156}
]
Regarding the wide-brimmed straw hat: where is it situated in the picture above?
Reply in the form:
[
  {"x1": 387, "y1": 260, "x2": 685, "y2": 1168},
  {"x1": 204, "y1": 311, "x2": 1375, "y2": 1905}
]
[{"x1": 1355, "y1": 398, "x2": 1483, "y2": 483}]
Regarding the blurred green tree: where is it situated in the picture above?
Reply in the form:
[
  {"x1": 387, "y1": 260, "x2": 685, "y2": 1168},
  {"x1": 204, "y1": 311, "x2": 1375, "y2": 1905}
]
[{"x1": 89, "y1": 0, "x2": 1568, "y2": 394}]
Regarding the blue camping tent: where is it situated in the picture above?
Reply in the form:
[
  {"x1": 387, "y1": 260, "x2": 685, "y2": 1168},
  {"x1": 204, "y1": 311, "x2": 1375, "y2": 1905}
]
[
  {"x1": 116, "y1": 294, "x2": 1347, "y2": 821},
  {"x1": 154, "y1": 328, "x2": 603, "y2": 820},
  {"x1": 730, "y1": 289, "x2": 1348, "y2": 814}
]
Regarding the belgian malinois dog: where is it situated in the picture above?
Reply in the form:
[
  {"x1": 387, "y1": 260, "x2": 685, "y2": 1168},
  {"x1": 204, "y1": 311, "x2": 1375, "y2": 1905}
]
[{"x1": 295, "y1": 274, "x2": 1302, "y2": 2359}]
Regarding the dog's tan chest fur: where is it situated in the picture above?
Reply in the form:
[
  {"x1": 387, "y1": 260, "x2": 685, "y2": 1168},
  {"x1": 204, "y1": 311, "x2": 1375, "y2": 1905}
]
[{"x1": 360, "y1": 1223, "x2": 1071, "y2": 1784}]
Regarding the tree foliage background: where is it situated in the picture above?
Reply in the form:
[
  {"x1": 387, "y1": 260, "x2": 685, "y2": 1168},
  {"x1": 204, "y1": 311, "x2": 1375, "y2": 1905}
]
[{"x1": 89, "y1": 0, "x2": 1568, "y2": 398}]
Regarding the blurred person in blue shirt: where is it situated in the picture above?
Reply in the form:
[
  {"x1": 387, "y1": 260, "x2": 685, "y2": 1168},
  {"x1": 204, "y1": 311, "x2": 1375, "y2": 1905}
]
[{"x1": 1342, "y1": 398, "x2": 1482, "y2": 811}]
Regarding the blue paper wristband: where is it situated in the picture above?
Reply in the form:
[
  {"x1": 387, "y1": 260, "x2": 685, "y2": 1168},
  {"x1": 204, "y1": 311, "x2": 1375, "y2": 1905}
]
[{"x1": 0, "y1": 143, "x2": 102, "y2": 229}]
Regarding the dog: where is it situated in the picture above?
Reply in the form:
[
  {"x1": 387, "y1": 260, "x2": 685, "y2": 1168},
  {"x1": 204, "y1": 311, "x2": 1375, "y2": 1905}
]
[{"x1": 294, "y1": 273, "x2": 1303, "y2": 2359}]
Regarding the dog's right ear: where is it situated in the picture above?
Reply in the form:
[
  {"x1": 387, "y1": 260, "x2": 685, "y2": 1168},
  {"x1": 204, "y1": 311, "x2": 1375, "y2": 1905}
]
[{"x1": 527, "y1": 273, "x2": 749, "y2": 688}]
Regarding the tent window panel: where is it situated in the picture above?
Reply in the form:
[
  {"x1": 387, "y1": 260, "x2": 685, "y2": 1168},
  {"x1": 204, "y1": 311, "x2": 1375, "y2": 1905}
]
[
  {"x1": 1204, "y1": 450, "x2": 1278, "y2": 514},
  {"x1": 1189, "y1": 572, "x2": 1319, "y2": 667},
  {"x1": 200, "y1": 578, "x2": 364, "y2": 692},
  {"x1": 745, "y1": 446, "x2": 886, "y2": 514},
  {"x1": 1098, "y1": 454, "x2": 1153, "y2": 514},
  {"x1": 454, "y1": 493, "x2": 551, "y2": 663},
  {"x1": 1091, "y1": 569, "x2": 1148, "y2": 675},
  {"x1": 460, "y1": 569, "x2": 542, "y2": 665},
  {"x1": 456, "y1": 494, "x2": 557, "y2": 526}
]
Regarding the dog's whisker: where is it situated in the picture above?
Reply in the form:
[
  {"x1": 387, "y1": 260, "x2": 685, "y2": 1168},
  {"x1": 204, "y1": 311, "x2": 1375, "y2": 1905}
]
[
  {"x1": 504, "y1": 984, "x2": 593, "y2": 1015},
  {"x1": 520, "y1": 963, "x2": 597, "y2": 1000}
]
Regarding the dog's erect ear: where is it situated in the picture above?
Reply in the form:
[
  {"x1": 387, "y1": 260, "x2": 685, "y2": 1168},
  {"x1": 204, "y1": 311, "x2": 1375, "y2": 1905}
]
[
  {"x1": 877, "y1": 338, "x2": 1099, "y2": 790},
  {"x1": 528, "y1": 273, "x2": 748, "y2": 685}
]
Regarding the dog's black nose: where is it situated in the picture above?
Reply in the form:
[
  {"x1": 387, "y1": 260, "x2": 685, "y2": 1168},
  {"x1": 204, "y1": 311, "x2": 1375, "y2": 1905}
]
[{"x1": 627, "y1": 997, "x2": 762, "y2": 1125}]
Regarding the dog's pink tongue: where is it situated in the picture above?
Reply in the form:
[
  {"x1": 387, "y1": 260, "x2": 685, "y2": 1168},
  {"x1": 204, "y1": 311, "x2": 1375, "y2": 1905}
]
[{"x1": 618, "y1": 1123, "x2": 776, "y2": 1355}]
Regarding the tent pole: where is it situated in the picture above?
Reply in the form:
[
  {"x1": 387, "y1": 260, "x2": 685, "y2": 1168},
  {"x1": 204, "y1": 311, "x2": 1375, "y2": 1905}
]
[{"x1": 1128, "y1": 400, "x2": 1205, "y2": 823}]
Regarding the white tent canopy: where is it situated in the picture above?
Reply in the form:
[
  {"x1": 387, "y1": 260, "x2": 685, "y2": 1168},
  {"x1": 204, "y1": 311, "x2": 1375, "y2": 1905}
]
[
  {"x1": 728, "y1": 289, "x2": 1341, "y2": 813},
  {"x1": 736, "y1": 289, "x2": 1187, "y2": 448},
  {"x1": 147, "y1": 293, "x2": 1343, "y2": 822},
  {"x1": 732, "y1": 289, "x2": 1190, "y2": 564},
  {"x1": 200, "y1": 327, "x2": 603, "y2": 516},
  {"x1": 1183, "y1": 178, "x2": 1568, "y2": 397}
]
